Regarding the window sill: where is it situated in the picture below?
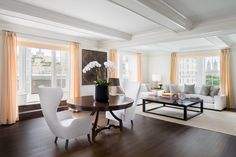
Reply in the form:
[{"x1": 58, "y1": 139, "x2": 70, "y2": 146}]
[{"x1": 18, "y1": 99, "x2": 67, "y2": 106}]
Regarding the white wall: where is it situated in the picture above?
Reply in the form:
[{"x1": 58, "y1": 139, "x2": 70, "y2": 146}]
[
  {"x1": 0, "y1": 32, "x2": 3, "y2": 112},
  {"x1": 141, "y1": 54, "x2": 149, "y2": 83},
  {"x1": 147, "y1": 52, "x2": 171, "y2": 84}
]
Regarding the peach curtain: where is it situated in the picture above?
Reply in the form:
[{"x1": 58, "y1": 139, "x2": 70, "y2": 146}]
[
  {"x1": 170, "y1": 52, "x2": 177, "y2": 84},
  {"x1": 70, "y1": 42, "x2": 81, "y2": 98},
  {"x1": 137, "y1": 53, "x2": 142, "y2": 82},
  {"x1": 109, "y1": 49, "x2": 118, "y2": 78},
  {"x1": 220, "y1": 48, "x2": 234, "y2": 108},
  {"x1": 1, "y1": 31, "x2": 18, "y2": 124}
]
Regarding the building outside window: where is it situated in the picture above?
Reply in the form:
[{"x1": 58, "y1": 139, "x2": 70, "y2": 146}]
[
  {"x1": 17, "y1": 40, "x2": 70, "y2": 103},
  {"x1": 177, "y1": 54, "x2": 220, "y2": 86}
]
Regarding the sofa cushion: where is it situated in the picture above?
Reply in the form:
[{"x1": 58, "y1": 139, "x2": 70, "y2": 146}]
[
  {"x1": 140, "y1": 83, "x2": 150, "y2": 92},
  {"x1": 146, "y1": 84, "x2": 152, "y2": 92},
  {"x1": 184, "y1": 84, "x2": 195, "y2": 94},
  {"x1": 210, "y1": 86, "x2": 220, "y2": 97},
  {"x1": 186, "y1": 94, "x2": 214, "y2": 103},
  {"x1": 140, "y1": 91, "x2": 156, "y2": 97},
  {"x1": 200, "y1": 85, "x2": 211, "y2": 96},
  {"x1": 169, "y1": 84, "x2": 180, "y2": 94}
]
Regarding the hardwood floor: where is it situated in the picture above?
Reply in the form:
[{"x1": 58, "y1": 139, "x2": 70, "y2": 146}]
[{"x1": 0, "y1": 111, "x2": 236, "y2": 157}]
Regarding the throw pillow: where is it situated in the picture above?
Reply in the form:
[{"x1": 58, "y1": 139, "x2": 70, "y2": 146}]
[
  {"x1": 184, "y1": 84, "x2": 195, "y2": 94},
  {"x1": 200, "y1": 85, "x2": 211, "y2": 96},
  {"x1": 146, "y1": 84, "x2": 152, "y2": 92},
  {"x1": 210, "y1": 86, "x2": 220, "y2": 97},
  {"x1": 163, "y1": 85, "x2": 170, "y2": 93},
  {"x1": 169, "y1": 84, "x2": 180, "y2": 94}
]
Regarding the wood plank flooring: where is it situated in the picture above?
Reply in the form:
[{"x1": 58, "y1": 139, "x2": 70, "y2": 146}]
[{"x1": 0, "y1": 111, "x2": 236, "y2": 157}]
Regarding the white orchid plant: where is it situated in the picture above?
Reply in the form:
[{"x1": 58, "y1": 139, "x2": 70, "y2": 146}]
[{"x1": 83, "y1": 60, "x2": 115, "y2": 86}]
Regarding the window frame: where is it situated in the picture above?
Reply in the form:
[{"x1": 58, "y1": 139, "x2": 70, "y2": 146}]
[
  {"x1": 17, "y1": 39, "x2": 70, "y2": 103},
  {"x1": 118, "y1": 52, "x2": 138, "y2": 82},
  {"x1": 176, "y1": 52, "x2": 221, "y2": 87}
]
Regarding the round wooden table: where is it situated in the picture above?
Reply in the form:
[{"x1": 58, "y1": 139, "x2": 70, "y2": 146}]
[{"x1": 67, "y1": 95, "x2": 134, "y2": 142}]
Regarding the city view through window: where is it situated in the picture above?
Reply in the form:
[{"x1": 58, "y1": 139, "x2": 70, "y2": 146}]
[
  {"x1": 178, "y1": 56, "x2": 220, "y2": 86},
  {"x1": 17, "y1": 46, "x2": 69, "y2": 102}
]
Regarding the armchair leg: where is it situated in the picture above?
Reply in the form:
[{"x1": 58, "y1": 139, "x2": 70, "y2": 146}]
[
  {"x1": 65, "y1": 139, "x2": 69, "y2": 150},
  {"x1": 54, "y1": 137, "x2": 58, "y2": 144},
  {"x1": 131, "y1": 120, "x2": 134, "y2": 127},
  {"x1": 107, "y1": 119, "x2": 110, "y2": 125},
  {"x1": 87, "y1": 134, "x2": 92, "y2": 144}
]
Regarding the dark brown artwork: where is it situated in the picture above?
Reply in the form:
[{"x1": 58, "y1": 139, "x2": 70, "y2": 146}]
[{"x1": 82, "y1": 49, "x2": 107, "y2": 85}]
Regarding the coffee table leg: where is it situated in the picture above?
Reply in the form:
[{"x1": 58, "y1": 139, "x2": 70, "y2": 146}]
[
  {"x1": 142, "y1": 100, "x2": 146, "y2": 112},
  {"x1": 200, "y1": 101, "x2": 203, "y2": 113},
  {"x1": 184, "y1": 106, "x2": 187, "y2": 120},
  {"x1": 92, "y1": 111, "x2": 99, "y2": 142}
]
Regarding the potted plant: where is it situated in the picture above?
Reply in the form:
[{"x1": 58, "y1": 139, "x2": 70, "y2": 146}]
[{"x1": 83, "y1": 61, "x2": 114, "y2": 102}]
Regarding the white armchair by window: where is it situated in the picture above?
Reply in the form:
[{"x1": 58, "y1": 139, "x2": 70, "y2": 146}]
[
  {"x1": 105, "y1": 82, "x2": 141, "y2": 127},
  {"x1": 39, "y1": 87, "x2": 92, "y2": 150}
]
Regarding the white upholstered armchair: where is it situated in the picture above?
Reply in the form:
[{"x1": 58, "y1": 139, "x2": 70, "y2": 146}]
[
  {"x1": 39, "y1": 87, "x2": 92, "y2": 149},
  {"x1": 105, "y1": 82, "x2": 141, "y2": 127}
]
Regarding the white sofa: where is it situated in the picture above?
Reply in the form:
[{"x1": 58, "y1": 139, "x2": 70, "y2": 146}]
[
  {"x1": 137, "y1": 83, "x2": 164, "y2": 105},
  {"x1": 178, "y1": 86, "x2": 226, "y2": 111},
  {"x1": 138, "y1": 83, "x2": 226, "y2": 111}
]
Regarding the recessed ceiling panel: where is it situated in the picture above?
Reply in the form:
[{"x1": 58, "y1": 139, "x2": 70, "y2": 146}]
[
  {"x1": 164, "y1": 0, "x2": 236, "y2": 23},
  {"x1": 158, "y1": 38, "x2": 214, "y2": 49},
  {"x1": 225, "y1": 34, "x2": 236, "y2": 43}
]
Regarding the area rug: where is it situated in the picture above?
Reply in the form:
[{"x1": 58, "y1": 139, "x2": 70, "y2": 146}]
[{"x1": 135, "y1": 103, "x2": 236, "y2": 136}]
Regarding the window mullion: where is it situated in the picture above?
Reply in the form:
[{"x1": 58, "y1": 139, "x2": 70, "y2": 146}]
[
  {"x1": 22, "y1": 47, "x2": 26, "y2": 92},
  {"x1": 52, "y1": 50, "x2": 56, "y2": 88}
]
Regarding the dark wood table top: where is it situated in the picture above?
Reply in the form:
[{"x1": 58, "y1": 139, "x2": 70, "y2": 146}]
[
  {"x1": 67, "y1": 95, "x2": 134, "y2": 111},
  {"x1": 142, "y1": 96, "x2": 203, "y2": 107}
]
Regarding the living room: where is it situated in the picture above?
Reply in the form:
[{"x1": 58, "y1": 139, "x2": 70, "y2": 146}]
[{"x1": 1, "y1": 0, "x2": 236, "y2": 157}]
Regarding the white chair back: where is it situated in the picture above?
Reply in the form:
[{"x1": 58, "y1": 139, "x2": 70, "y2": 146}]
[
  {"x1": 124, "y1": 82, "x2": 141, "y2": 121},
  {"x1": 124, "y1": 82, "x2": 141, "y2": 106},
  {"x1": 39, "y1": 87, "x2": 63, "y2": 137}
]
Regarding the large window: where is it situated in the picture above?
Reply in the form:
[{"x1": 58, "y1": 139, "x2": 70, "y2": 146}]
[
  {"x1": 119, "y1": 53, "x2": 138, "y2": 81},
  {"x1": 17, "y1": 41, "x2": 70, "y2": 103},
  {"x1": 177, "y1": 54, "x2": 220, "y2": 86}
]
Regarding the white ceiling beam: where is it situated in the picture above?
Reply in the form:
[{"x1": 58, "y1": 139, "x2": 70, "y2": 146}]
[
  {"x1": 109, "y1": 0, "x2": 192, "y2": 32},
  {"x1": 99, "y1": 16, "x2": 236, "y2": 49},
  {"x1": 0, "y1": 0, "x2": 132, "y2": 40},
  {"x1": 205, "y1": 36, "x2": 229, "y2": 49},
  {"x1": 178, "y1": 46, "x2": 223, "y2": 53},
  {"x1": 0, "y1": 20, "x2": 98, "y2": 47},
  {"x1": 216, "y1": 36, "x2": 234, "y2": 47}
]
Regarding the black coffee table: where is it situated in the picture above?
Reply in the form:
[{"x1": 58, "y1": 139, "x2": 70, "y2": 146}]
[{"x1": 142, "y1": 96, "x2": 203, "y2": 121}]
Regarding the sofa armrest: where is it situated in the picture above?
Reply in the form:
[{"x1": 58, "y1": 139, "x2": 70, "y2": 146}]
[
  {"x1": 137, "y1": 91, "x2": 155, "y2": 105},
  {"x1": 214, "y1": 95, "x2": 226, "y2": 110},
  {"x1": 140, "y1": 83, "x2": 149, "y2": 92}
]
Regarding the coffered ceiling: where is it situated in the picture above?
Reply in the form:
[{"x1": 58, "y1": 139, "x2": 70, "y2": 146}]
[
  {"x1": 0, "y1": 0, "x2": 236, "y2": 52},
  {"x1": 164, "y1": 0, "x2": 236, "y2": 23},
  {"x1": 128, "y1": 37, "x2": 229, "y2": 52}
]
